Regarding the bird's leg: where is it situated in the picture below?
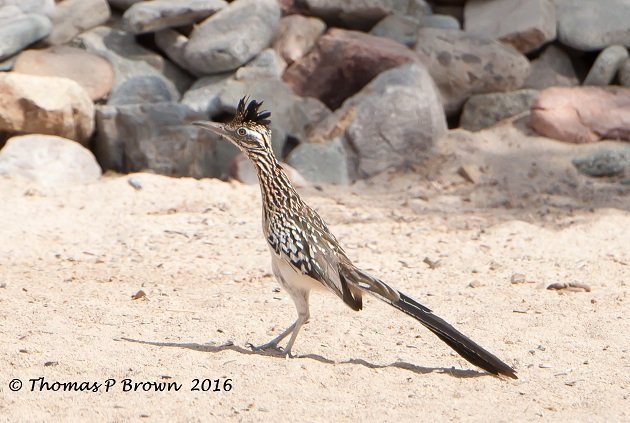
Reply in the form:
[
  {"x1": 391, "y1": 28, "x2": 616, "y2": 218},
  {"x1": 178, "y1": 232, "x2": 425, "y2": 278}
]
[{"x1": 248, "y1": 271, "x2": 311, "y2": 357}]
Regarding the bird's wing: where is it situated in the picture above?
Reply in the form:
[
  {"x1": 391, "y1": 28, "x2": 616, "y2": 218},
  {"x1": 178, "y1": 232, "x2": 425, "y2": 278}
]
[{"x1": 266, "y1": 207, "x2": 362, "y2": 310}]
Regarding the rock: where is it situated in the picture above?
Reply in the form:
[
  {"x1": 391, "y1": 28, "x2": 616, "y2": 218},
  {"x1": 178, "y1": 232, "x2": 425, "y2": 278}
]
[
  {"x1": 0, "y1": 5, "x2": 22, "y2": 21},
  {"x1": 621, "y1": 59, "x2": 630, "y2": 87},
  {"x1": 530, "y1": 86, "x2": 630, "y2": 143},
  {"x1": 13, "y1": 46, "x2": 114, "y2": 100},
  {"x1": 555, "y1": 0, "x2": 630, "y2": 51},
  {"x1": 0, "y1": 0, "x2": 54, "y2": 16},
  {"x1": 420, "y1": 14, "x2": 460, "y2": 30},
  {"x1": 286, "y1": 138, "x2": 350, "y2": 184},
  {"x1": 414, "y1": 28, "x2": 531, "y2": 115},
  {"x1": 235, "y1": 48, "x2": 286, "y2": 80},
  {"x1": 370, "y1": 14, "x2": 420, "y2": 47},
  {"x1": 0, "y1": 134, "x2": 101, "y2": 186},
  {"x1": 154, "y1": 28, "x2": 190, "y2": 72},
  {"x1": 572, "y1": 147, "x2": 630, "y2": 177},
  {"x1": 307, "y1": 63, "x2": 446, "y2": 179},
  {"x1": 76, "y1": 26, "x2": 191, "y2": 103},
  {"x1": 272, "y1": 14, "x2": 326, "y2": 64},
  {"x1": 464, "y1": 0, "x2": 556, "y2": 53},
  {"x1": 524, "y1": 44, "x2": 579, "y2": 89},
  {"x1": 122, "y1": 0, "x2": 226, "y2": 34},
  {"x1": 108, "y1": 0, "x2": 143, "y2": 10},
  {"x1": 45, "y1": 0, "x2": 111, "y2": 45},
  {"x1": 94, "y1": 102, "x2": 219, "y2": 177},
  {"x1": 107, "y1": 75, "x2": 178, "y2": 105},
  {"x1": 284, "y1": 28, "x2": 420, "y2": 110},
  {"x1": 583, "y1": 45, "x2": 629, "y2": 86},
  {"x1": 461, "y1": 89, "x2": 539, "y2": 131},
  {"x1": 0, "y1": 14, "x2": 52, "y2": 61},
  {"x1": 184, "y1": 0, "x2": 280, "y2": 75},
  {"x1": 299, "y1": 0, "x2": 431, "y2": 30},
  {"x1": 0, "y1": 73, "x2": 94, "y2": 144}
]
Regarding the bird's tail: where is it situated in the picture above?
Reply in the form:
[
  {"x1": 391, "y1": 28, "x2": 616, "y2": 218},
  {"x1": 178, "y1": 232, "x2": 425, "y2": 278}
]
[
  {"x1": 340, "y1": 262, "x2": 516, "y2": 378},
  {"x1": 390, "y1": 291, "x2": 517, "y2": 378}
]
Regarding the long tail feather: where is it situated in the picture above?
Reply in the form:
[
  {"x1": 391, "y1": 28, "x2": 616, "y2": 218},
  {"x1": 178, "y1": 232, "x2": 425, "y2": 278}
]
[{"x1": 391, "y1": 291, "x2": 517, "y2": 378}]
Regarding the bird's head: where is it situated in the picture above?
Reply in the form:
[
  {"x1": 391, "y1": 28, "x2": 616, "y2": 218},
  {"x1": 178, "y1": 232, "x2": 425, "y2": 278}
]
[{"x1": 193, "y1": 96, "x2": 272, "y2": 156}]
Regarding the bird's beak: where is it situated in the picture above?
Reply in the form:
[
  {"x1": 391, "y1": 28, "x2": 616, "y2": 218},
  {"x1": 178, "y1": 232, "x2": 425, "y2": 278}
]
[{"x1": 192, "y1": 121, "x2": 230, "y2": 138}]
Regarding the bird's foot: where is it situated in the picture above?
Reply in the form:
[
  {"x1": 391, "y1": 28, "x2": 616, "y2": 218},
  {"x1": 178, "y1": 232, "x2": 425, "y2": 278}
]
[{"x1": 246, "y1": 342, "x2": 295, "y2": 358}]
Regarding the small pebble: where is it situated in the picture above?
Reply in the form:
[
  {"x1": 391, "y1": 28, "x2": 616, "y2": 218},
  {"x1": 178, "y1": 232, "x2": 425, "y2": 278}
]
[
  {"x1": 468, "y1": 280, "x2": 481, "y2": 288},
  {"x1": 131, "y1": 290, "x2": 146, "y2": 300},
  {"x1": 510, "y1": 273, "x2": 527, "y2": 284}
]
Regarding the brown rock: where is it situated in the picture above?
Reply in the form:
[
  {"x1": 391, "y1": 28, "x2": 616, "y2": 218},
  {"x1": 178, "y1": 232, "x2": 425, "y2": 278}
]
[
  {"x1": 530, "y1": 86, "x2": 630, "y2": 143},
  {"x1": 13, "y1": 46, "x2": 114, "y2": 100},
  {"x1": 283, "y1": 28, "x2": 419, "y2": 110},
  {"x1": 0, "y1": 73, "x2": 94, "y2": 144},
  {"x1": 272, "y1": 14, "x2": 326, "y2": 64}
]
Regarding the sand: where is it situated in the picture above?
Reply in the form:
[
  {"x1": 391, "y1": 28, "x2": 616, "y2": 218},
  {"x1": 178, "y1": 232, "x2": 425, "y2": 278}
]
[{"x1": 1, "y1": 123, "x2": 628, "y2": 422}]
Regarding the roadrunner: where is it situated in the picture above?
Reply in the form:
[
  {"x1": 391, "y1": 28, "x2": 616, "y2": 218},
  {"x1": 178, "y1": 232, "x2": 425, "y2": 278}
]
[{"x1": 194, "y1": 97, "x2": 517, "y2": 378}]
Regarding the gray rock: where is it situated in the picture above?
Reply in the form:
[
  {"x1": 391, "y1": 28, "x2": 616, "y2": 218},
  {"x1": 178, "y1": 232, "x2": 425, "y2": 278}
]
[
  {"x1": 0, "y1": 5, "x2": 24, "y2": 21},
  {"x1": 465, "y1": 0, "x2": 556, "y2": 53},
  {"x1": 419, "y1": 14, "x2": 460, "y2": 30},
  {"x1": 300, "y1": 0, "x2": 431, "y2": 29},
  {"x1": 76, "y1": 26, "x2": 191, "y2": 103},
  {"x1": 107, "y1": 75, "x2": 177, "y2": 105},
  {"x1": 45, "y1": 0, "x2": 111, "y2": 45},
  {"x1": 95, "y1": 102, "x2": 219, "y2": 177},
  {"x1": 122, "y1": 0, "x2": 226, "y2": 34},
  {"x1": 583, "y1": 45, "x2": 629, "y2": 86},
  {"x1": 620, "y1": 59, "x2": 630, "y2": 87},
  {"x1": 414, "y1": 28, "x2": 531, "y2": 115},
  {"x1": 555, "y1": 0, "x2": 630, "y2": 51},
  {"x1": 370, "y1": 14, "x2": 420, "y2": 47},
  {"x1": 0, "y1": 14, "x2": 51, "y2": 61},
  {"x1": 154, "y1": 28, "x2": 190, "y2": 73},
  {"x1": 0, "y1": 0, "x2": 54, "y2": 16},
  {"x1": 184, "y1": 0, "x2": 280, "y2": 75},
  {"x1": 524, "y1": 44, "x2": 579, "y2": 89},
  {"x1": 235, "y1": 48, "x2": 286, "y2": 80},
  {"x1": 0, "y1": 134, "x2": 101, "y2": 186},
  {"x1": 0, "y1": 73, "x2": 94, "y2": 144},
  {"x1": 108, "y1": 0, "x2": 143, "y2": 10},
  {"x1": 272, "y1": 14, "x2": 326, "y2": 64},
  {"x1": 287, "y1": 138, "x2": 350, "y2": 185},
  {"x1": 308, "y1": 63, "x2": 447, "y2": 179},
  {"x1": 460, "y1": 89, "x2": 539, "y2": 131},
  {"x1": 572, "y1": 147, "x2": 630, "y2": 177}
]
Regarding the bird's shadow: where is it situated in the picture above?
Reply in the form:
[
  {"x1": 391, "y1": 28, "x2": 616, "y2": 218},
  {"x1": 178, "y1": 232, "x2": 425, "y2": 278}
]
[{"x1": 119, "y1": 337, "x2": 490, "y2": 379}]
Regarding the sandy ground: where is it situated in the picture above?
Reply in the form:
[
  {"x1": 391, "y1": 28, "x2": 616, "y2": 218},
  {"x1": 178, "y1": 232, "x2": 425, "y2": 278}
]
[{"x1": 1, "y1": 123, "x2": 629, "y2": 422}]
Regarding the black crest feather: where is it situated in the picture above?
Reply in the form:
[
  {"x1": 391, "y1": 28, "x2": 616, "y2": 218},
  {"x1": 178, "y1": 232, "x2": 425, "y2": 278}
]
[{"x1": 235, "y1": 96, "x2": 271, "y2": 126}]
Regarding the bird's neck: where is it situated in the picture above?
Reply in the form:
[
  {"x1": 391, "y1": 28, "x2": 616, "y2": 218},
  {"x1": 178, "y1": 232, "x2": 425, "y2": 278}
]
[{"x1": 247, "y1": 148, "x2": 300, "y2": 214}]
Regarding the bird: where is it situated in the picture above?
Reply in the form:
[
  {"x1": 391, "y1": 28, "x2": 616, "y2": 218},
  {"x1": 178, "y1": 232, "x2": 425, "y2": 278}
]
[{"x1": 193, "y1": 97, "x2": 517, "y2": 379}]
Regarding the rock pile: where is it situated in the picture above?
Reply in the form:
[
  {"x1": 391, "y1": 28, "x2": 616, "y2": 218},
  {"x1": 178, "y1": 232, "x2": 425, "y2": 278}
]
[{"x1": 0, "y1": 0, "x2": 628, "y2": 185}]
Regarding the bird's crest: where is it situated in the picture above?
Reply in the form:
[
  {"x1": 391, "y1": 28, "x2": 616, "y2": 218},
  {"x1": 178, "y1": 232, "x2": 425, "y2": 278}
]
[{"x1": 233, "y1": 96, "x2": 271, "y2": 127}]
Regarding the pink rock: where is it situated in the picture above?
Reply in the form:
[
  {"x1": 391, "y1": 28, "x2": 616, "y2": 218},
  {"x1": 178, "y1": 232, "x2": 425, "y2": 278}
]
[
  {"x1": 530, "y1": 86, "x2": 630, "y2": 143},
  {"x1": 13, "y1": 46, "x2": 114, "y2": 100},
  {"x1": 283, "y1": 28, "x2": 419, "y2": 109}
]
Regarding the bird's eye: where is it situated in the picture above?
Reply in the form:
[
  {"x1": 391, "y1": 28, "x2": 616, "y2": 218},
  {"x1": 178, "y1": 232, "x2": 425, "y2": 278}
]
[{"x1": 237, "y1": 127, "x2": 247, "y2": 136}]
